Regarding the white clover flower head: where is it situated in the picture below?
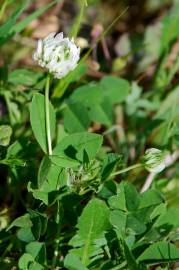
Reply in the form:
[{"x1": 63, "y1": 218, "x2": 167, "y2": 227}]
[
  {"x1": 33, "y1": 32, "x2": 80, "y2": 79},
  {"x1": 142, "y1": 148, "x2": 166, "y2": 173}
]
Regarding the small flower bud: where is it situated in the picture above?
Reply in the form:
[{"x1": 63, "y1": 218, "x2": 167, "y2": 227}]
[
  {"x1": 142, "y1": 148, "x2": 166, "y2": 173},
  {"x1": 33, "y1": 32, "x2": 80, "y2": 79}
]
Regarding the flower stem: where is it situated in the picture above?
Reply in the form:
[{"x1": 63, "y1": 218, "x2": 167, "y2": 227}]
[
  {"x1": 45, "y1": 74, "x2": 52, "y2": 155},
  {"x1": 111, "y1": 163, "x2": 142, "y2": 177}
]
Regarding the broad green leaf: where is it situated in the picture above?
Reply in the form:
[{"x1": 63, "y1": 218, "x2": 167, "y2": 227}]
[
  {"x1": 88, "y1": 101, "x2": 112, "y2": 126},
  {"x1": 108, "y1": 182, "x2": 140, "y2": 212},
  {"x1": 138, "y1": 242, "x2": 179, "y2": 263},
  {"x1": 126, "y1": 213, "x2": 146, "y2": 235},
  {"x1": 70, "y1": 84, "x2": 103, "y2": 107},
  {"x1": 110, "y1": 210, "x2": 127, "y2": 233},
  {"x1": 100, "y1": 76, "x2": 130, "y2": 104},
  {"x1": 18, "y1": 253, "x2": 34, "y2": 270},
  {"x1": 110, "y1": 210, "x2": 146, "y2": 235},
  {"x1": 6, "y1": 141, "x2": 22, "y2": 158},
  {"x1": 38, "y1": 156, "x2": 66, "y2": 191},
  {"x1": 29, "y1": 261, "x2": 44, "y2": 270},
  {"x1": 0, "y1": 125, "x2": 12, "y2": 146},
  {"x1": 38, "y1": 156, "x2": 51, "y2": 189},
  {"x1": 17, "y1": 228, "x2": 35, "y2": 243},
  {"x1": 101, "y1": 153, "x2": 121, "y2": 181},
  {"x1": 154, "y1": 208, "x2": 179, "y2": 228},
  {"x1": 97, "y1": 180, "x2": 117, "y2": 199},
  {"x1": 53, "y1": 132, "x2": 103, "y2": 162},
  {"x1": 64, "y1": 103, "x2": 90, "y2": 133},
  {"x1": 139, "y1": 189, "x2": 164, "y2": 209},
  {"x1": 69, "y1": 198, "x2": 110, "y2": 265},
  {"x1": 64, "y1": 254, "x2": 89, "y2": 270},
  {"x1": 27, "y1": 182, "x2": 58, "y2": 205},
  {"x1": 50, "y1": 155, "x2": 80, "y2": 168},
  {"x1": 25, "y1": 242, "x2": 46, "y2": 265},
  {"x1": 8, "y1": 69, "x2": 43, "y2": 86},
  {"x1": 30, "y1": 93, "x2": 56, "y2": 153},
  {"x1": 77, "y1": 198, "x2": 110, "y2": 239},
  {"x1": 7, "y1": 214, "x2": 32, "y2": 231}
]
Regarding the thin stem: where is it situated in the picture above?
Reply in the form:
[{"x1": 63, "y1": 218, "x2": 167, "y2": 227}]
[
  {"x1": 0, "y1": 0, "x2": 10, "y2": 21},
  {"x1": 3, "y1": 91, "x2": 14, "y2": 125},
  {"x1": 45, "y1": 74, "x2": 52, "y2": 155},
  {"x1": 111, "y1": 163, "x2": 142, "y2": 177}
]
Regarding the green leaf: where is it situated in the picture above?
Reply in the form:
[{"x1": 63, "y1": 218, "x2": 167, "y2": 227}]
[
  {"x1": 25, "y1": 242, "x2": 46, "y2": 265},
  {"x1": 64, "y1": 103, "x2": 90, "y2": 133},
  {"x1": 38, "y1": 156, "x2": 51, "y2": 189},
  {"x1": 138, "y1": 242, "x2": 179, "y2": 263},
  {"x1": 64, "y1": 254, "x2": 89, "y2": 270},
  {"x1": 123, "y1": 240, "x2": 138, "y2": 270},
  {"x1": 38, "y1": 156, "x2": 66, "y2": 191},
  {"x1": 88, "y1": 100, "x2": 113, "y2": 126},
  {"x1": 8, "y1": 69, "x2": 43, "y2": 86},
  {"x1": 18, "y1": 253, "x2": 34, "y2": 270},
  {"x1": 17, "y1": 228, "x2": 35, "y2": 243},
  {"x1": 50, "y1": 155, "x2": 80, "y2": 168},
  {"x1": 108, "y1": 182, "x2": 140, "y2": 212},
  {"x1": 101, "y1": 153, "x2": 121, "y2": 181},
  {"x1": 69, "y1": 198, "x2": 110, "y2": 265},
  {"x1": 110, "y1": 210, "x2": 146, "y2": 235},
  {"x1": 110, "y1": 210, "x2": 127, "y2": 233},
  {"x1": 7, "y1": 214, "x2": 32, "y2": 231},
  {"x1": 28, "y1": 261, "x2": 44, "y2": 270},
  {"x1": 30, "y1": 93, "x2": 56, "y2": 153},
  {"x1": 155, "y1": 86, "x2": 179, "y2": 120},
  {"x1": 160, "y1": 2, "x2": 179, "y2": 54},
  {"x1": 100, "y1": 76, "x2": 130, "y2": 104},
  {"x1": 70, "y1": 84, "x2": 103, "y2": 107},
  {"x1": 53, "y1": 132, "x2": 103, "y2": 162},
  {"x1": 126, "y1": 213, "x2": 146, "y2": 235},
  {"x1": 0, "y1": 125, "x2": 12, "y2": 146},
  {"x1": 0, "y1": 1, "x2": 28, "y2": 44},
  {"x1": 154, "y1": 208, "x2": 179, "y2": 228},
  {"x1": 6, "y1": 140, "x2": 22, "y2": 158},
  {"x1": 139, "y1": 189, "x2": 164, "y2": 209}
]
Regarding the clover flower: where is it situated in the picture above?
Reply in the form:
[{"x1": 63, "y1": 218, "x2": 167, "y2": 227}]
[
  {"x1": 33, "y1": 32, "x2": 80, "y2": 79},
  {"x1": 142, "y1": 148, "x2": 166, "y2": 173}
]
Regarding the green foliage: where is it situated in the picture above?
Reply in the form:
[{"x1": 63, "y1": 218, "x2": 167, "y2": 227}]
[
  {"x1": 0, "y1": 125, "x2": 12, "y2": 146},
  {"x1": 30, "y1": 93, "x2": 56, "y2": 153},
  {"x1": 67, "y1": 198, "x2": 110, "y2": 266}
]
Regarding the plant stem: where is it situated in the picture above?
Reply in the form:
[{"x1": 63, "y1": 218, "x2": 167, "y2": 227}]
[
  {"x1": 45, "y1": 74, "x2": 52, "y2": 155},
  {"x1": 111, "y1": 163, "x2": 142, "y2": 177},
  {"x1": 0, "y1": 0, "x2": 10, "y2": 20}
]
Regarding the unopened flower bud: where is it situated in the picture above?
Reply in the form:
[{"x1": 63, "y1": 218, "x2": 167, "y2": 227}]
[
  {"x1": 142, "y1": 148, "x2": 166, "y2": 173},
  {"x1": 33, "y1": 32, "x2": 80, "y2": 79}
]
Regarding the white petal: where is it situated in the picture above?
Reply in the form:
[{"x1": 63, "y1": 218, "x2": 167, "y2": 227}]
[
  {"x1": 55, "y1": 32, "x2": 63, "y2": 41},
  {"x1": 36, "y1": 40, "x2": 43, "y2": 55}
]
